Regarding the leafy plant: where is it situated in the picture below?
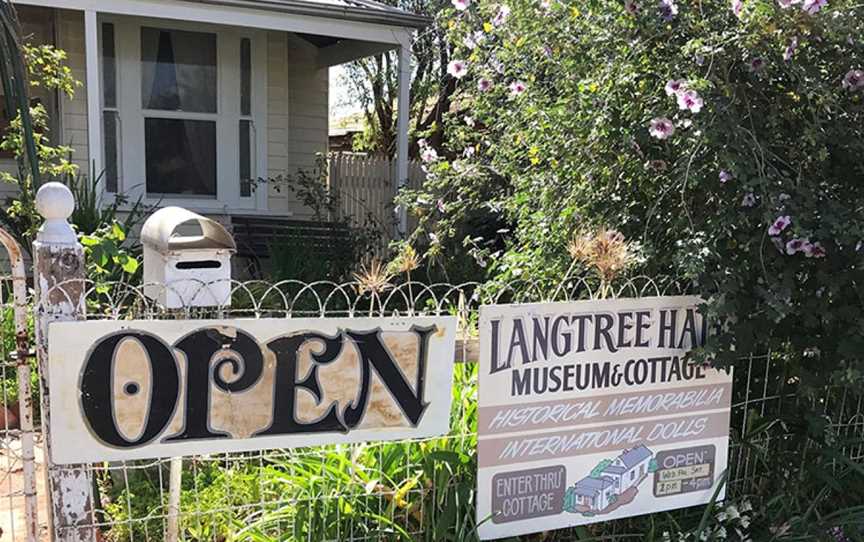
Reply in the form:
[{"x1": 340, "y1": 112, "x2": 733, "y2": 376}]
[
  {"x1": 80, "y1": 221, "x2": 140, "y2": 287},
  {"x1": 0, "y1": 35, "x2": 80, "y2": 249}
]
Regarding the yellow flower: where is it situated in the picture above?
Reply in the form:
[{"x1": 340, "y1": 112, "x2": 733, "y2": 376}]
[
  {"x1": 483, "y1": 22, "x2": 493, "y2": 32},
  {"x1": 571, "y1": 6, "x2": 581, "y2": 17}
]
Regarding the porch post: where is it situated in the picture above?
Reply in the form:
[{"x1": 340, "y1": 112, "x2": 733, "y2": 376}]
[
  {"x1": 84, "y1": 10, "x2": 104, "y2": 188},
  {"x1": 33, "y1": 183, "x2": 97, "y2": 542},
  {"x1": 395, "y1": 36, "x2": 412, "y2": 238}
]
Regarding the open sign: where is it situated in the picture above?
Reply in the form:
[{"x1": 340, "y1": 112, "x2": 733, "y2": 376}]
[{"x1": 48, "y1": 317, "x2": 457, "y2": 464}]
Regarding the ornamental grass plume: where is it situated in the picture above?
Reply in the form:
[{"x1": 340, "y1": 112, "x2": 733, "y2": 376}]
[
  {"x1": 568, "y1": 228, "x2": 640, "y2": 294},
  {"x1": 353, "y1": 258, "x2": 393, "y2": 296}
]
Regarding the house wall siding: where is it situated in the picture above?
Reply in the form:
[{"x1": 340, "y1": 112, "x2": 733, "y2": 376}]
[
  {"x1": 267, "y1": 32, "x2": 329, "y2": 217},
  {"x1": 56, "y1": 9, "x2": 90, "y2": 174}
]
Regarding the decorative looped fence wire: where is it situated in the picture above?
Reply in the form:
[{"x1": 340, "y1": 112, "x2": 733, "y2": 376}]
[{"x1": 1, "y1": 275, "x2": 861, "y2": 541}]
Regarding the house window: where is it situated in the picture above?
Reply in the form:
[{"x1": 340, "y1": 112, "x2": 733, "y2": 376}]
[
  {"x1": 630, "y1": 471, "x2": 635, "y2": 481},
  {"x1": 101, "y1": 17, "x2": 263, "y2": 208},
  {"x1": 102, "y1": 22, "x2": 119, "y2": 192},
  {"x1": 239, "y1": 37, "x2": 253, "y2": 198},
  {"x1": 141, "y1": 27, "x2": 217, "y2": 196}
]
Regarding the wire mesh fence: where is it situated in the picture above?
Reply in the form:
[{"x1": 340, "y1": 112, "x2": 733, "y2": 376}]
[{"x1": 2, "y1": 275, "x2": 861, "y2": 540}]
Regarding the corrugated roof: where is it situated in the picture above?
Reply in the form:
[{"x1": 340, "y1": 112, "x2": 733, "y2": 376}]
[
  {"x1": 602, "y1": 465, "x2": 627, "y2": 475},
  {"x1": 618, "y1": 445, "x2": 652, "y2": 469},
  {"x1": 572, "y1": 476, "x2": 614, "y2": 496},
  {"x1": 185, "y1": 0, "x2": 432, "y2": 29}
]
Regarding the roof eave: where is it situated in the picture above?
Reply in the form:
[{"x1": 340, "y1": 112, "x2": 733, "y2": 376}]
[{"x1": 185, "y1": 0, "x2": 432, "y2": 30}]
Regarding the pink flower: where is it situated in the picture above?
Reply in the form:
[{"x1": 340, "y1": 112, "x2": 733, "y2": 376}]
[
  {"x1": 802, "y1": 0, "x2": 826, "y2": 14},
  {"x1": 539, "y1": 0, "x2": 553, "y2": 10},
  {"x1": 804, "y1": 241, "x2": 826, "y2": 258},
  {"x1": 452, "y1": 0, "x2": 470, "y2": 10},
  {"x1": 421, "y1": 147, "x2": 439, "y2": 162},
  {"x1": 784, "y1": 37, "x2": 798, "y2": 61},
  {"x1": 677, "y1": 89, "x2": 704, "y2": 113},
  {"x1": 768, "y1": 215, "x2": 791, "y2": 236},
  {"x1": 464, "y1": 31, "x2": 486, "y2": 49},
  {"x1": 741, "y1": 193, "x2": 757, "y2": 207},
  {"x1": 785, "y1": 237, "x2": 808, "y2": 255},
  {"x1": 493, "y1": 4, "x2": 511, "y2": 26},
  {"x1": 447, "y1": 60, "x2": 469, "y2": 79},
  {"x1": 437, "y1": 199, "x2": 446, "y2": 212},
  {"x1": 649, "y1": 117, "x2": 675, "y2": 140},
  {"x1": 842, "y1": 69, "x2": 864, "y2": 91},
  {"x1": 477, "y1": 78, "x2": 493, "y2": 92},
  {"x1": 659, "y1": 0, "x2": 678, "y2": 21},
  {"x1": 731, "y1": 0, "x2": 744, "y2": 18},
  {"x1": 625, "y1": 0, "x2": 640, "y2": 14},
  {"x1": 665, "y1": 79, "x2": 687, "y2": 96},
  {"x1": 719, "y1": 170, "x2": 733, "y2": 183},
  {"x1": 509, "y1": 80, "x2": 527, "y2": 96},
  {"x1": 748, "y1": 57, "x2": 766, "y2": 73}
]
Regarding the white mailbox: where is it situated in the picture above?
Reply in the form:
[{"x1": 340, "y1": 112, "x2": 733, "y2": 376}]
[{"x1": 141, "y1": 207, "x2": 236, "y2": 308}]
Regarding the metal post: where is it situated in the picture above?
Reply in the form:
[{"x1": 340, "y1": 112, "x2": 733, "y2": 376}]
[
  {"x1": 395, "y1": 36, "x2": 412, "y2": 238},
  {"x1": 0, "y1": 227, "x2": 38, "y2": 542},
  {"x1": 165, "y1": 458, "x2": 182, "y2": 542},
  {"x1": 33, "y1": 182, "x2": 96, "y2": 542}
]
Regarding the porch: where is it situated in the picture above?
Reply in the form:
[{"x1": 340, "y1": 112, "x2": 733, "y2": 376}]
[{"x1": 7, "y1": 0, "x2": 425, "y2": 234}]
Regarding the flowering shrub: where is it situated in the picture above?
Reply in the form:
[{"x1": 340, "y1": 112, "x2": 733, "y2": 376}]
[{"x1": 404, "y1": 0, "x2": 864, "y2": 535}]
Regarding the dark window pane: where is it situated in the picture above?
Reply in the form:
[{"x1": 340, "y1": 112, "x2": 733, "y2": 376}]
[
  {"x1": 141, "y1": 27, "x2": 216, "y2": 113},
  {"x1": 240, "y1": 38, "x2": 251, "y2": 116},
  {"x1": 103, "y1": 111, "x2": 119, "y2": 192},
  {"x1": 102, "y1": 23, "x2": 116, "y2": 108},
  {"x1": 239, "y1": 120, "x2": 251, "y2": 197},
  {"x1": 145, "y1": 118, "x2": 216, "y2": 196}
]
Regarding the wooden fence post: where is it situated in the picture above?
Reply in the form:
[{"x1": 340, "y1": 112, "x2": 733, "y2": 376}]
[{"x1": 33, "y1": 182, "x2": 96, "y2": 542}]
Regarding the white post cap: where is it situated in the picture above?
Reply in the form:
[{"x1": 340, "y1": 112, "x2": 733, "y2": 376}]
[{"x1": 35, "y1": 182, "x2": 78, "y2": 245}]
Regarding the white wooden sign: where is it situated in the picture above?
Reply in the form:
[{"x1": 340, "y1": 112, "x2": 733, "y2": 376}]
[
  {"x1": 48, "y1": 316, "x2": 456, "y2": 464},
  {"x1": 477, "y1": 297, "x2": 732, "y2": 540}
]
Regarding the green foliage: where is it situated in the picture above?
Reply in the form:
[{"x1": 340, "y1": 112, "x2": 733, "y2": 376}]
[
  {"x1": 80, "y1": 221, "x2": 140, "y2": 285},
  {"x1": 0, "y1": 36, "x2": 81, "y2": 248},
  {"x1": 340, "y1": 0, "x2": 453, "y2": 156},
  {"x1": 262, "y1": 158, "x2": 386, "y2": 282},
  {"x1": 68, "y1": 169, "x2": 146, "y2": 237},
  {"x1": 402, "y1": 0, "x2": 864, "y2": 536},
  {"x1": 73, "y1": 172, "x2": 145, "y2": 288}
]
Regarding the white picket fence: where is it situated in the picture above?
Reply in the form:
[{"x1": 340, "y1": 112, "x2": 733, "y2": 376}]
[{"x1": 328, "y1": 152, "x2": 426, "y2": 234}]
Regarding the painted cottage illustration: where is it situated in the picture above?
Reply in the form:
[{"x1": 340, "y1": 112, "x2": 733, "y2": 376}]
[{"x1": 569, "y1": 444, "x2": 654, "y2": 514}]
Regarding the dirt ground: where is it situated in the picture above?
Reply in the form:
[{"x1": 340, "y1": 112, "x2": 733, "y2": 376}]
[{"x1": 0, "y1": 438, "x2": 49, "y2": 541}]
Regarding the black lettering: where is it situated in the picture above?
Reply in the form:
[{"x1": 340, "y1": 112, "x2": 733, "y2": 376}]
[
  {"x1": 80, "y1": 332, "x2": 179, "y2": 448},
  {"x1": 634, "y1": 310, "x2": 651, "y2": 347},
  {"x1": 344, "y1": 326, "x2": 433, "y2": 427},
  {"x1": 257, "y1": 332, "x2": 346, "y2": 435},
  {"x1": 165, "y1": 327, "x2": 264, "y2": 442},
  {"x1": 531, "y1": 317, "x2": 550, "y2": 362},
  {"x1": 659, "y1": 309, "x2": 677, "y2": 348},
  {"x1": 551, "y1": 315, "x2": 572, "y2": 356},
  {"x1": 489, "y1": 319, "x2": 509, "y2": 374},
  {"x1": 512, "y1": 368, "x2": 531, "y2": 396},
  {"x1": 594, "y1": 313, "x2": 617, "y2": 353}
]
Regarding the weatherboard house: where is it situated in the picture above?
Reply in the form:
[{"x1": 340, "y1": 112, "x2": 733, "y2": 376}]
[{"x1": 572, "y1": 445, "x2": 653, "y2": 513}]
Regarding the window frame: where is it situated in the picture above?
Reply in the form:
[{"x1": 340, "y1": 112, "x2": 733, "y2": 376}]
[{"x1": 99, "y1": 15, "x2": 268, "y2": 212}]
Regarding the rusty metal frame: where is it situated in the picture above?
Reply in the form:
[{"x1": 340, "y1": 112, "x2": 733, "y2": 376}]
[{"x1": 0, "y1": 227, "x2": 38, "y2": 542}]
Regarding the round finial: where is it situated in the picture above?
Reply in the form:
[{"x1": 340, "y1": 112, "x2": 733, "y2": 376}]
[
  {"x1": 36, "y1": 182, "x2": 75, "y2": 221},
  {"x1": 35, "y1": 182, "x2": 77, "y2": 245}
]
